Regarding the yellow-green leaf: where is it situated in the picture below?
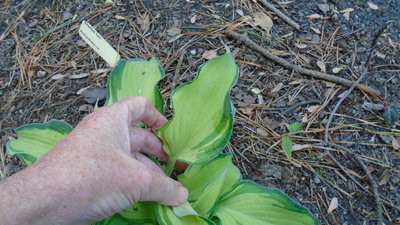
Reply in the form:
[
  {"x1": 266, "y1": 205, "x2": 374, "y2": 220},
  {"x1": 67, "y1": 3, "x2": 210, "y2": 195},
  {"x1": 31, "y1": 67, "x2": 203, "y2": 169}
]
[
  {"x1": 156, "y1": 51, "x2": 238, "y2": 165},
  {"x1": 288, "y1": 122, "x2": 301, "y2": 133},
  {"x1": 177, "y1": 154, "x2": 241, "y2": 217},
  {"x1": 214, "y1": 181, "x2": 319, "y2": 225},
  {"x1": 154, "y1": 204, "x2": 215, "y2": 225},
  {"x1": 105, "y1": 57, "x2": 164, "y2": 112},
  {"x1": 282, "y1": 136, "x2": 293, "y2": 159},
  {"x1": 117, "y1": 202, "x2": 156, "y2": 224},
  {"x1": 6, "y1": 120, "x2": 73, "y2": 166}
]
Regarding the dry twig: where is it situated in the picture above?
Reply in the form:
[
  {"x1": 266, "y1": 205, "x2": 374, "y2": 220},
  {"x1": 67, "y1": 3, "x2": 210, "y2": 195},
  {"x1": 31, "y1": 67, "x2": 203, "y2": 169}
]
[
  {"x1": 258, "y1": 0, "x2": 301, "y2": 31},
  {"x1": 224, "y1": 30, "x2": 380, "y2": 98},
  {"x1": 322, "y1": 27, "x2": 387, "y2": 225}
]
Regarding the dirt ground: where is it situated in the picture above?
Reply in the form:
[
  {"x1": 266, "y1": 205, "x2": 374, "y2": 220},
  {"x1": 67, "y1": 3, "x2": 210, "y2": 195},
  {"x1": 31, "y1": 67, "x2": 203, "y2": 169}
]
[{"x1": 1, "y1": 0, "x2": 399, "y2": 224}]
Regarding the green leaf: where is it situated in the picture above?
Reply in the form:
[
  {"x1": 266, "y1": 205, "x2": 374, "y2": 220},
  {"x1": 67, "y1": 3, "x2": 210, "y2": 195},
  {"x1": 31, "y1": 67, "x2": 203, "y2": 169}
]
[
  {"x1": 281, "y1": 136, "x2": 293, "y2": 159},
  {"x1": 105, "y1": 57, "x2": 165, "y2": 112},
  {"x1": 214, "y1": 180, "x2": 319, "y2": 225},
  {"x1": 155, "y1": 204, "x2": 216, "y2": 225},
  {"x1": 288, "y1": 122, "x2": 301, "y2": 133},
  {"x1": 383, "y1": 106, "x2": 399, "y2": 124},
  {"x1": 178, "y1": 154, "x2": 241, "y2": 217},
  {"x1": 156, "y1": 51, "x2": 238, "y2": 165},
  {"x1": 118, "y1": 202, "x2": 156, "y2": 224},
  {"x1": 6, "y1": 120, "x2": 73, "y2": 166}
]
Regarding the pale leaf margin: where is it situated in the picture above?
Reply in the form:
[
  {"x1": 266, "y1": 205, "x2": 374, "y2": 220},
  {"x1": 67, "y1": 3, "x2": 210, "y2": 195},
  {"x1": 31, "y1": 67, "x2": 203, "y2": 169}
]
[
  {"x1": 6, "y1": 120, "x2": 73, "y2": 166},
  {"x1": 213, "y1": 180, "x2": 320, "y2": 225}
]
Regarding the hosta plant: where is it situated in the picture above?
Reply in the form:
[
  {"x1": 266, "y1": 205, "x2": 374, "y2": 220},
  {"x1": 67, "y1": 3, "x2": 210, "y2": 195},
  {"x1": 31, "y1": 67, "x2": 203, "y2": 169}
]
[{"x1": 7, "y1": 50, "x2": 319, "y2": 225}]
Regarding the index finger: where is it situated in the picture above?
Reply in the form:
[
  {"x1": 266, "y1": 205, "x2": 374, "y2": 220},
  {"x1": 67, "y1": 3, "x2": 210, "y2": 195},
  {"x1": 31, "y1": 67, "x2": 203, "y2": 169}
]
[{"x1": 116, "y1": 96, "x2": 167, "y2": 129}]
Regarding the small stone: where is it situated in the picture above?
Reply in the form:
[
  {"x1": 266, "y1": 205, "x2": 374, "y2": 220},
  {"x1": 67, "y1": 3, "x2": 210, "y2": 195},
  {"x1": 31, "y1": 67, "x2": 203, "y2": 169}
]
[
  {"x1": 76, "y1": 40, "x2": 87, "y2": 47},
  {"x1": 62, "y1": 11, "x2": 73, "y2": 21},
  {"x1": 190, "y1": 49, "x2": 197, "y2": 55},
  {"x1": 37, "y1": 70, "x2": 46, "y2": 77},
  {"x1": 275, "y1": 99, "x2": 286, "y2": 107},
  {"x1": 313, "y1": 175, "x2": 321, "y2": 184}
]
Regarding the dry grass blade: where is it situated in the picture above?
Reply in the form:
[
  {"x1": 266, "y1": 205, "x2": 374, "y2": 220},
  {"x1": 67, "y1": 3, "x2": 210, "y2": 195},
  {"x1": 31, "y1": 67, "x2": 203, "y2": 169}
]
[{"x1": 224, "y1": 30, "x2": 381, "y2": 99}]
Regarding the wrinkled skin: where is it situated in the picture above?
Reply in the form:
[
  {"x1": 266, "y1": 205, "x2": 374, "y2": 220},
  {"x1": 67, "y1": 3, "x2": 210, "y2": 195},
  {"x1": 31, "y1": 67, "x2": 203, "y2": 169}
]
[{"x1": 0, "y1": 97, "x2": 188, "y2": 225}]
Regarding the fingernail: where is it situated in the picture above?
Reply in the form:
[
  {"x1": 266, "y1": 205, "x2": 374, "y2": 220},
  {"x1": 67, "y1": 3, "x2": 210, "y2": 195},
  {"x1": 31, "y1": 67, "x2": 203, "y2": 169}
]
[{"x1": 177, "y1": 186, "x2": 188, "y2": 205}]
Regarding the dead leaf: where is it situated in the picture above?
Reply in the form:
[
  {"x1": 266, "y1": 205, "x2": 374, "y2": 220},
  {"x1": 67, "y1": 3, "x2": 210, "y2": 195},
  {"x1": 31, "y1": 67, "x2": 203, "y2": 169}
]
[
  {"x1": 318, "y1": 3, "x2": 330, "y2": 14},
  {"x1": 322, "y1": 81, "x2": 335, "y2": 87},
  {"x1": 271, "y1": 82, "x2": 284, "y2": 93},
  {"x1": 202, "y1": 50, "x2": 218, "y2": 60},
  {"x1": 292, "y1": 144, "x2": 313, "y2": 151},
  {"x1": 310, "y1": 27, "x2": 321, "y2": 34},
  {"x1": 256, "y1": 128, "x2": 269, "y2": 137},
  {"x1": 340, "y1": 8, "x2": 354, "y2": 13},
  {"x1": 68, "y1": 73, "x2": 90, "y2": 79},
  {"x1": 343, "y1": 12, "x2": 351, "y2": 21},
  {"x1": 375, "y1": 51, "x2": 385, "y2": 59},
  {"x1": 251, "y1": 88, "x2": 262, "y2": 94},
  {"x1": 51, "y1": 74, "x2": 65, "y2": 80},
  {"x1": 317, "y1": 60, "x2": 326, "y2": 73},
  {"x1": 327, "y1": 197, "x2": 339, "y2": 214},
  {"x1": 307, "y1": 14, "x2": 322, "y2": 19},
  {"x1": 332, "y1": 67, "x2": 342, "y2": 73},
  {"x1": 115, "y1": 15, "x2": 126, "y2": 20},
  {"x1": 167, "y1": 27, "x2": 181, "y2": 36},
  {"x1": 289, "y1": 79, "x2": 303, "y2": 85},
  {"x1": 367, "y1": 1, "x2": 379, "y2": 10},
  {"x1": 295, "y1": 43, "x2": 307, "y2": 49},
  {"x1": 301, "y1": 114, "x2": 308, "y2": 123},
  {"x1": 338, "y1": 90, "x2": 349, "y2": 98},
  {"x1": 393, "y1": 137, "x2": 400, "y2": 150},
  {"x1": 167, "y1": 34, "x2": 183, "y2": 43},
  {"x1": 307, "y1": 105, "x2": 320, "y2": 113},
  {"x1": 236, "y1": 9, "x2": 244, "y2": 16},
  {"x1": 190, "y1": 14, "x2": 197, "y2": 23},
  {"x1": 137, "y1": 13, "x2": 150, "y2": 32},
  {"x1": 253, "y1": 12, "x2": 273, "y2": 34}
]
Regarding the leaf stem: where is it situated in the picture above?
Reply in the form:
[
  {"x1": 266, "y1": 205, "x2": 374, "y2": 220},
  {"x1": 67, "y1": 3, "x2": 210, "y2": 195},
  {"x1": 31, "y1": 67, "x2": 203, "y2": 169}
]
[{"x1": 165, "y1": 158, "x2": 176, "y2": 176}]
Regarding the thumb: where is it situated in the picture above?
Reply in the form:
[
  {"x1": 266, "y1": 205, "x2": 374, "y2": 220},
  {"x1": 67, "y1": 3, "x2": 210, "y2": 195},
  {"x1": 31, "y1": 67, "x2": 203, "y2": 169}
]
[{"x1": 141, "y1": 172, "x2": 188, "y2": 206}]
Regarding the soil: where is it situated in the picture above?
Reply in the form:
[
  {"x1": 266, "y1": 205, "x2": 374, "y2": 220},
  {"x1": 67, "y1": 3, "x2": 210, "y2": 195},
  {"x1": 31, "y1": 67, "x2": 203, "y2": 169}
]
[{"x1": 1, "y1": 0, "x2": 399, "y2": 224}]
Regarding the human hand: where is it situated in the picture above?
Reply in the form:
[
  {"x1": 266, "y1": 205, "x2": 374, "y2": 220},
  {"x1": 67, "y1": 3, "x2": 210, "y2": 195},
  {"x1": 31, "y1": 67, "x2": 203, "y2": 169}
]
[{"x1": 0, "y1": 97, "x2": 188, "y2": 225}]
